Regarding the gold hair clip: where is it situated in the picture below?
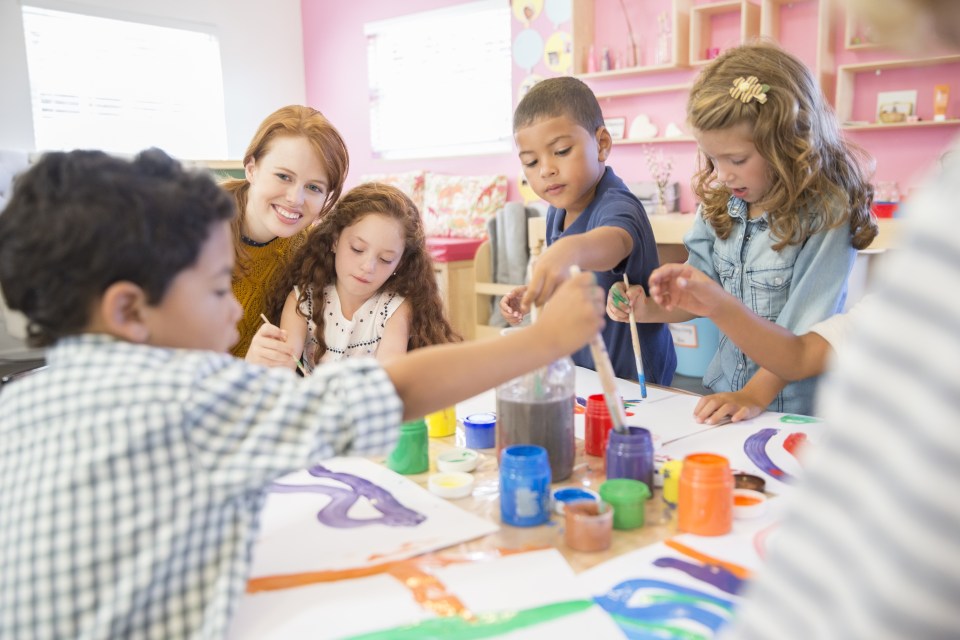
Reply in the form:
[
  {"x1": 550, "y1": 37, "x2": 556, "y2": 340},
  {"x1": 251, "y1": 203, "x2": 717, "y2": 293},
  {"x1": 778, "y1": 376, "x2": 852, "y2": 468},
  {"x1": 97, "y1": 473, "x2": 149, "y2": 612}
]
[{"x1": 729, "y1": 76, "x2": 769, "y2": 105}]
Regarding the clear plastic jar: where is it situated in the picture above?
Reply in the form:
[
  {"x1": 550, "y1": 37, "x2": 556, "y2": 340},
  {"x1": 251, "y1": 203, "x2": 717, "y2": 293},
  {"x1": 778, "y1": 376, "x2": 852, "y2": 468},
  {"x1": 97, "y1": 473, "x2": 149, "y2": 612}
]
[{"x1": 495, "y1": 352, "x2": 575, "y2": 482}]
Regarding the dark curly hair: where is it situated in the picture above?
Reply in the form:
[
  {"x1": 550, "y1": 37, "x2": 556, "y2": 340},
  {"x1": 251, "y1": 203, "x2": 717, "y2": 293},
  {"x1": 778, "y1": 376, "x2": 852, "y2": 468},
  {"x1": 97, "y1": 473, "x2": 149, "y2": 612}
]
[
  {"x1": 266, "y1": 182, "x2": 460, "y2": 363},
  {"x1": 688, "y1": 42, "x2": 877, "y2": 251},
  {"x1": 0, "y1": 148, "x2": 236, "y2": 347}
]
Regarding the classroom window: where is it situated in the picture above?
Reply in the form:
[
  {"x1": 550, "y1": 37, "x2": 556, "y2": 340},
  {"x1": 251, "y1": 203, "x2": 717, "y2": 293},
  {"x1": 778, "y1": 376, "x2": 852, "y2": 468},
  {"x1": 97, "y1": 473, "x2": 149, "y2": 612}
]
[
  {"x1": 365, "y1": 0, "x2": 512, "y2": 160},
  {"x1": 20, "y1": 4, "x2": 228, "y2": 160}
]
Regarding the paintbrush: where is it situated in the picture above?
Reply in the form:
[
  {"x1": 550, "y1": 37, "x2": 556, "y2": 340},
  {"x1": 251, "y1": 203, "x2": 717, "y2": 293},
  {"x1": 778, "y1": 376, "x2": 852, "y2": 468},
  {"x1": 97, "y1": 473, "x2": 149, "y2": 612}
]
[
  {"x1": 260, "y1": 313, "x2": 309, "y2": 376},
  {"x1": 622, "y1": 274, "x2": 648, "y2": 399},
  {"x1": 569, "y1": 266, "x2": 628, "y2": 434}
]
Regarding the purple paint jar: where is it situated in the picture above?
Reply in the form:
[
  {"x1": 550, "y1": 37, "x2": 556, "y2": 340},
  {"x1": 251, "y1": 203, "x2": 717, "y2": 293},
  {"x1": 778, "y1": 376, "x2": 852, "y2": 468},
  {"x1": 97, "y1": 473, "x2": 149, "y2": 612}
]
[{"x1": 605, "y1": 426, "x2": 654, "y2": 497}]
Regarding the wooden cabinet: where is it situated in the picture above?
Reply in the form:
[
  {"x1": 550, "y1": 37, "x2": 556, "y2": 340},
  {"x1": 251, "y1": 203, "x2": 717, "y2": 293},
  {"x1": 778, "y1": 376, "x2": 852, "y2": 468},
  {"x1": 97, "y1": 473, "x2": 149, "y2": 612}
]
[{"x1": 434, "y1": 259, "x2": 477, "y2": 341}]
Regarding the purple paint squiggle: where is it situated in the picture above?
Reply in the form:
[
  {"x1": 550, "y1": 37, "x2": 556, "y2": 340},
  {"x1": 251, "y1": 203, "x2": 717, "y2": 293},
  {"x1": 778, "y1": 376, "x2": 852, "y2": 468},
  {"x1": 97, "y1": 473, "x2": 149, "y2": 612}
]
[
  {"x1": 270, "y1": 464, "x2": 426, "y2": 528},
  {"x1": 652, "y1": 557, "x2": 745, "y2": 595},
  {"x1": 744, "y1": 428, "x2": 792, "y2": 481}
]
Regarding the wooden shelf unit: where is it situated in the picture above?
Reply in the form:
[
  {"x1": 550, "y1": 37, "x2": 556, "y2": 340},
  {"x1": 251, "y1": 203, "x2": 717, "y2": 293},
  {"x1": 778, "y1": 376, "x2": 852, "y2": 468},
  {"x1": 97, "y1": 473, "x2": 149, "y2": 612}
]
[
  {"x1": 835, "y1": 54, "x2": 960, "y2": 125},
  {"x1": 572, "y1": 0, "x2": 691, "y2": 76},
  {"x1": 689, "y1": 0, "x2": 760, "y2": 67}
]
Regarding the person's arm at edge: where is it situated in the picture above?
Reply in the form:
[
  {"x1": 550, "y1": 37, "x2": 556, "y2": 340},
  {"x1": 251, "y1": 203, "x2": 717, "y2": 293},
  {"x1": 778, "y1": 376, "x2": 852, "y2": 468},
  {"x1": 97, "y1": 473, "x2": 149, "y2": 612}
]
[{"x1": 387, "y1": 272, "x2": 603, "y2": 420}]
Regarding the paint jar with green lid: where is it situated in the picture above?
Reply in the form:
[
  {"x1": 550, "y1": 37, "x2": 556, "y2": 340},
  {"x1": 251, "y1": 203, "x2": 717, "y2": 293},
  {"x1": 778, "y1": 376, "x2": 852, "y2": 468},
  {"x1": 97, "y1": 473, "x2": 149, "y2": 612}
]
[
  {"x1": 599, "y1": 478, "x2": 651, "y2": 530},
  {"x1": 386, "y1": 419, "x2": 429, "y2": 475}
]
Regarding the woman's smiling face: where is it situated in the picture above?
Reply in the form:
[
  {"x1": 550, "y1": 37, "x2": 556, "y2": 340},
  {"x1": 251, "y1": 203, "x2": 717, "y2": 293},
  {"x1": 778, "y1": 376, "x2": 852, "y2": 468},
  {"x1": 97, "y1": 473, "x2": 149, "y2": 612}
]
[{"x1": 242, "y1": 135, "x2": 331, "y2": 242}]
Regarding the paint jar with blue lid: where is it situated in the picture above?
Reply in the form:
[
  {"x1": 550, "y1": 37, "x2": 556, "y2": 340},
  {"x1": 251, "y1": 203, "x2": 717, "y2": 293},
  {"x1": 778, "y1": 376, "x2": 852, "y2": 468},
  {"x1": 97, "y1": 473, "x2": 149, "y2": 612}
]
[
  {"x1": 499, "y1": 444, "x2": 551, "y2": 527},
  {"x1": 463, "y1": 412, "x2": 496, "y2": 449}
]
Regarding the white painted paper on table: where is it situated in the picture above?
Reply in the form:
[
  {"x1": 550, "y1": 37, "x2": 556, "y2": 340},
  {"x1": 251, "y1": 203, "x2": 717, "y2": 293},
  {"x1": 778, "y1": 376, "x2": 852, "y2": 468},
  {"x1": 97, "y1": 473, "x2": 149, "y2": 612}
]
[
  {"x1": 660, "y1": 413, "x2": 825, "y2": 494},
  {"x1": 229, "y1": 549, "x2": 625, "y2": 639},
  {"x1": 247, "y1": 457, "x2": 497, "y2": 578}
]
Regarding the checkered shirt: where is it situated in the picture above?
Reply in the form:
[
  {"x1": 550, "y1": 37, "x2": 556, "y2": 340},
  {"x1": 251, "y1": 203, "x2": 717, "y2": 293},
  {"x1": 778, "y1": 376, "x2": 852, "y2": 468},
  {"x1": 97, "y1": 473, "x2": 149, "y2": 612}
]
[{"x1": 0, "y1": 334, "x2": 401, "y2": 639}]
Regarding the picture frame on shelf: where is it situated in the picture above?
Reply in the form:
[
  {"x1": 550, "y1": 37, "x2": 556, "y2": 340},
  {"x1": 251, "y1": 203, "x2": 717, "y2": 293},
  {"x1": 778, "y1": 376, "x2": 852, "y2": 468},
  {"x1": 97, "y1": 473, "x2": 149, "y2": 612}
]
[
  {"x1": 604, "y1": 116, "x2": 627, "y2": 140},
  {"x1": 876, "y1": 90, "x2": 917, "y2": 124}
]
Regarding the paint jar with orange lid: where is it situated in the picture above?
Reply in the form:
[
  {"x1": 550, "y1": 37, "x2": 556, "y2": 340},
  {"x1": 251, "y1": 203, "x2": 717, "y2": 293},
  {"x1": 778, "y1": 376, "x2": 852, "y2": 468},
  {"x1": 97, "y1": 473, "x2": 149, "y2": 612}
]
[{"x1": 678, "y1": 453, "x2": 733, "y2": 536}]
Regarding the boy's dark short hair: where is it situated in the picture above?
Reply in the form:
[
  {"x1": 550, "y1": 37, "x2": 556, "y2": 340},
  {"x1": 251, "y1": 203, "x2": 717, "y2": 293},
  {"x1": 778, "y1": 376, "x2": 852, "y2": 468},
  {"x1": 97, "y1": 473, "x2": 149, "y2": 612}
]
[
  {"x1": 0, "y1": 148, "x2": 236, "y2": 347},
  {"x1": 513, "y1": 76, "x2": 605, "y2": 134}
]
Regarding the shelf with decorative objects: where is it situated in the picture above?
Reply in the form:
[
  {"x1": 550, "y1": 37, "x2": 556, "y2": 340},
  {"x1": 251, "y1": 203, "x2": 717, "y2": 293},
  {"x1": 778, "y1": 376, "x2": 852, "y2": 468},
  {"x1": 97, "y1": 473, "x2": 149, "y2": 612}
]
[{"x1": 835, "y1": 54, "x2": 960, "y2": 127}]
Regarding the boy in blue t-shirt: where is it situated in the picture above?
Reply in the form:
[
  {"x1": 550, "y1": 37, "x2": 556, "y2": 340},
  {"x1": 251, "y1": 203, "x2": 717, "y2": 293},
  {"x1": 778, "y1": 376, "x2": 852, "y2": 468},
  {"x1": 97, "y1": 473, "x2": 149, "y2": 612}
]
[{"x1": 500, "y1": 76, "x2": 676, "y2": 385}]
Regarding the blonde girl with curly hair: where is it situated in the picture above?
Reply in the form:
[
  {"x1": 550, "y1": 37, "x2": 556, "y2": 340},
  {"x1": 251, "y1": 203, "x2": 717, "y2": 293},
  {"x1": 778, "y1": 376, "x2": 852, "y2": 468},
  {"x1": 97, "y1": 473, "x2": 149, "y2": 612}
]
[
  {"x1": 610, "y1": 41, "x2": 877, "y2": 419},
  {"x1": 250, "y1": 182, "x2": 460, "y2": 372}
]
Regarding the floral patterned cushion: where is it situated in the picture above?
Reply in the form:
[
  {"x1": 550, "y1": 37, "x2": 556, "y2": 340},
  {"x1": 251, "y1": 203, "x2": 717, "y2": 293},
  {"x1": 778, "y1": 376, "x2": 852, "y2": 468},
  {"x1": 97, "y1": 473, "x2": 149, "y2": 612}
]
[
  {"x1": 421, "y1": 172, "x2": 508, "y2": 238},
  {"x1": 359, "y1": 170, "x2": 426, "y2": 212}
]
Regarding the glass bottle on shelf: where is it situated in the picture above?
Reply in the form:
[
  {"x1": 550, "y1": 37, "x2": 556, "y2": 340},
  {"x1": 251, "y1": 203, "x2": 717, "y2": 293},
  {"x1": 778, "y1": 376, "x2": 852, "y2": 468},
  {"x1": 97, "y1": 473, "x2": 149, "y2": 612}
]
[{"x1": 655, "y1": 11, "x2": 672, "y2": 65}]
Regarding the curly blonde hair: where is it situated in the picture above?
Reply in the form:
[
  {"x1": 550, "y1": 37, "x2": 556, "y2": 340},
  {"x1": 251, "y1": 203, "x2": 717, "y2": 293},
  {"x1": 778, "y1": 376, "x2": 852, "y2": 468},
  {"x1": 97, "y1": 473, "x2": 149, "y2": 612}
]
[
  {"x1": 221, "y1": 105, "x2": 349, "y2": 271},
  {"x1": 266, "y1": 183, "x2": 460, "y2": 362},
  {"x1": 688, "y1": 42, "x2": 877, "y2": 251}
]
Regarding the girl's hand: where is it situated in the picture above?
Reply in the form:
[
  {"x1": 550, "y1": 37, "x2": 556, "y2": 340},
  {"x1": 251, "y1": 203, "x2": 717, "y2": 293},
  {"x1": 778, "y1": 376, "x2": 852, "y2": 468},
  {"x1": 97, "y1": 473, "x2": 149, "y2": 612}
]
[
  {"x1": 693, "y1": 391, "x2": 765, "y2": 425},
  {"x1": 499, "y1": 286, "x2": 527, "y2": 325},
  {"x1": 648, "y1": 263, "x2": 724, "y2": 317},
  {"x1": 606, "y1": 282, "x2": 655, "y2": 322},
  {"x1": 245, "y1": 322, "x2": 297, "y2": 369}
]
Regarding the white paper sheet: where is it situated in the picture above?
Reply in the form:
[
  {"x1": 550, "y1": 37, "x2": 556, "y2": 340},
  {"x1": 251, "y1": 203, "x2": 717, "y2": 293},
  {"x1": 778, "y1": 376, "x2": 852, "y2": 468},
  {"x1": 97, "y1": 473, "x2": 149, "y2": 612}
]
[{"x1": 248, "y1": 457, "x2": 498, "y2": 578}]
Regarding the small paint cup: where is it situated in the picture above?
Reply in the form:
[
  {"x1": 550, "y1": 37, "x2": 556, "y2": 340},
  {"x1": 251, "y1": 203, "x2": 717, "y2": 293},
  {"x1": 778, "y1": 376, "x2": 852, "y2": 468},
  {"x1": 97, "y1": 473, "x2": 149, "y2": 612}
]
[
  {"x1": 463, "y1": 412, "x2": 496, "y2": 449},
  {"x1": 605, "y1": 426, "x2": 654, "y2": 495},
  {"x1": 436, "y1": 448, "x2": 480, "y2": 473},
  {"x1": 552, "y1": 486, "x2": 600, "y2": 515},
  {"x1": 678, "y1": 453, "x2": 734, "y2": 536},
  {"x1": 733, "y1": 488, "x2": 768, "y2": 520},
  {"x1": 500, "y1": 444, "x2": 551, "y2": 527},
  {"x1": 564, "y1": 499, "x2": 613, "y2": 552},
  {"x1": 733, "y1": 472, "x2": 766, "y2": 493},
  {"x1": 599, "y1": 478, "x2": 650, "y2": 530},
  {"x1": 425, "y1": 406, "x2": 457, "y2": 438},
  {"x1": 428, "y1": 472, "x2": 475, "y2": 499},
  {"x1": 385, "y1": 419, "x2": 429, "y2": 475},
  {"x1": 584, "y1": 393, "x2": 614, "y2": 456}
]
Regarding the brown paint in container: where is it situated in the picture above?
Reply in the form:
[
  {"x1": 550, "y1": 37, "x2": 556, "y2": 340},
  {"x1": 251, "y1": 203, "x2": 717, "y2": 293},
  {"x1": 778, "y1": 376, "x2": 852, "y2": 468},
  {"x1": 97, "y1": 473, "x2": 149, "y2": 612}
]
[{"x1": 564, "y1": 499, "x2": 614, "y2": 552}]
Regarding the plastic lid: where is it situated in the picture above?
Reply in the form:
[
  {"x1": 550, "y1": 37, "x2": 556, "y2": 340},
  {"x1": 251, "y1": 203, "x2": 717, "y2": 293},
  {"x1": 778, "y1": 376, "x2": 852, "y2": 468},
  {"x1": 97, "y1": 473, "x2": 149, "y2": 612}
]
[
  {"x1": 436, "y1": 448, "x2": 481, "y2": 473},
  {"x1": 552, "y1": 487, "x2": 600, "y2": 515},
  {"x1": 599, "y1": 478, "x2": 651, "y2": 503},
  {"x1": 428, "y1": 472, "x2": 475, "y2": 499},
  {"x1": 463, "y1": 412, "x2": 496, "y2": 428}
]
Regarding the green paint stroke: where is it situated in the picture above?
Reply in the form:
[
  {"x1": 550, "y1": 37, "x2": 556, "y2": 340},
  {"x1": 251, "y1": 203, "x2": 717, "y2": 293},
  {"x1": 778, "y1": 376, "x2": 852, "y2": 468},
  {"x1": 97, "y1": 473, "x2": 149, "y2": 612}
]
[
  {"x1": 345, "y1": 599, "x2": 594, "y2": 639},
  {"x1": 609, "y1": 613, "x2": 710, "y2": 640},
  {"x1": 779, "y1": 414, "x2": 819, "y2": 424}
]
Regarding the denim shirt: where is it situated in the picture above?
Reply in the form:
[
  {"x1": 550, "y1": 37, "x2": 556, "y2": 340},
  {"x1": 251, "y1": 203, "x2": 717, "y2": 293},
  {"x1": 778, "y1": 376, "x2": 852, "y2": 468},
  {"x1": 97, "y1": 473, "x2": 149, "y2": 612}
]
[{"x1": 685, "y1": 197, "x2": 856, "y2": 415}]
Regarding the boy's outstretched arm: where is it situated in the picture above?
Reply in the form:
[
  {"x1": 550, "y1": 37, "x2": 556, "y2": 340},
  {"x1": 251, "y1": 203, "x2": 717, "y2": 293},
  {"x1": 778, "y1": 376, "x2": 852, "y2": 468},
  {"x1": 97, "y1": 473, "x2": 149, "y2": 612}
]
[
  {"x1": 521, "y1": 227, "x2": 631, "y2": 310},
  {"x1": 388, "y1": 272, "x2": 604, "y2": 420},
  {"x1": 649, "y1": 263, "x2": 832, "y2": 381},
  {"x1": 607, "y1": 281, "x2": 694, "y2": 324}
]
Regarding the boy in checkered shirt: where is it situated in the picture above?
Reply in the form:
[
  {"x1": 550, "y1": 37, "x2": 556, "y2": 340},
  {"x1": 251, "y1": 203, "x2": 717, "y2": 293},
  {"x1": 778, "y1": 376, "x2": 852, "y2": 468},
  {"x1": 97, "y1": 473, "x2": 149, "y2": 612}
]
[{"x1": 0, "y1": 149, "x2": 604, "y2": 639}]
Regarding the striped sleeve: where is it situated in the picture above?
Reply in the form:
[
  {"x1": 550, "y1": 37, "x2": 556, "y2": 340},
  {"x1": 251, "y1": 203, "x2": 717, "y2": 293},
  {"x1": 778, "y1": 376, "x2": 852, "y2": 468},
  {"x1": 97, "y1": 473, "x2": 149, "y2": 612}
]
[{"x1": 727, "y1": 157, "x2": 960, "y2": 639}]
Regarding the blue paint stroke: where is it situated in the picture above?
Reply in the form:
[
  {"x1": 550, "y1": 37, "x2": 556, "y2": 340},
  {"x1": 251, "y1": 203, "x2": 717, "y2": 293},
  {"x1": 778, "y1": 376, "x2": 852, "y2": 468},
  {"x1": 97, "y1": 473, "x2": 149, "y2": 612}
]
[
  {"x1": 743, "y1": 428, "x2": 792, "y2": 481},
  {"x1": 270, "y1": 464, "x2": 426, "y2": 528},
  {"x1": 593, "y1": 579, "x2": 735, "y2": 638},
  {"x1": 652, "y1": 557, "x2": 745, "y2": 595}
]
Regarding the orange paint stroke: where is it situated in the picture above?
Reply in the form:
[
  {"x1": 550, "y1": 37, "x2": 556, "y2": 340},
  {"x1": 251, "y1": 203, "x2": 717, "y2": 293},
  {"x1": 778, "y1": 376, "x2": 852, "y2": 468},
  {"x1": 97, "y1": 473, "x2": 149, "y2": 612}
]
[
  {"x1": 665, "y1": 538, "x2": 753, "y2": 580},
  {"x1": 246, "y1": 545, "x2": 549, "y2": 594}
]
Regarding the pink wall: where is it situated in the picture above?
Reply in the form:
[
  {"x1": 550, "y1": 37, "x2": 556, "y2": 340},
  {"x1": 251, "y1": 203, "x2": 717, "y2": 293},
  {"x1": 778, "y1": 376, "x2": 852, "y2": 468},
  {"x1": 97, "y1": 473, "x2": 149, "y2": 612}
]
[
  {"x1": 302, "y1": 0, "x2": 958, "y2": 211},
  {"x1": 301, "y1": 0, "x2": 524, "y2": 200}
]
